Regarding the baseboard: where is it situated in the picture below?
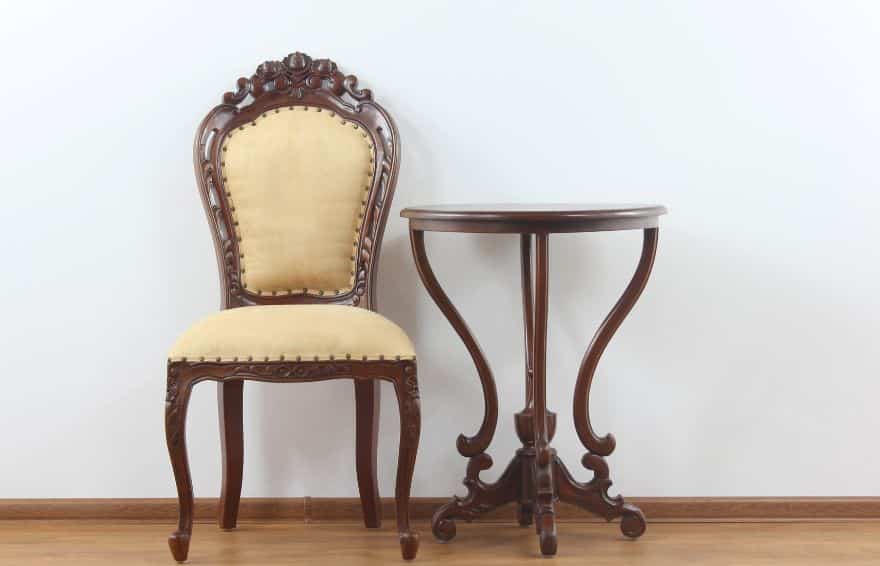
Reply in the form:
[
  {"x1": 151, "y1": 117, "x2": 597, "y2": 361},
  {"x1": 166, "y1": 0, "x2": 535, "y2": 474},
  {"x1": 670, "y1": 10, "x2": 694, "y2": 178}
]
[{"x1": 2, "y1": 497, "x2": 879, "y2": 523}]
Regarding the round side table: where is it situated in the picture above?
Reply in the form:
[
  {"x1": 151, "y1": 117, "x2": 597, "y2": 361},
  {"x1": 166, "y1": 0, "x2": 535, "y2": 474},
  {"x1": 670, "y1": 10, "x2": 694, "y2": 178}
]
[{"x1": 401, "y1": 203, "x2": 667, "y2": 556}]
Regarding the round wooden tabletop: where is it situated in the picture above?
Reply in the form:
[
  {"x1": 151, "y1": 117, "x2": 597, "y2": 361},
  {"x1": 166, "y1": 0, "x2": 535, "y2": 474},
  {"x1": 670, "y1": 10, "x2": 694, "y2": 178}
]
[{"x1": 400, "y1": 203, "x2": 667, "y2": 234}]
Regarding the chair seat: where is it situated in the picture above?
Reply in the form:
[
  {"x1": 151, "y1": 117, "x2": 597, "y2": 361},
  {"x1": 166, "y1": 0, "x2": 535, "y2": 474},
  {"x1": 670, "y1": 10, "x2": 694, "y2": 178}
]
[{"x1": 169, "y1": 304, "x2": 415, "y2": 363}]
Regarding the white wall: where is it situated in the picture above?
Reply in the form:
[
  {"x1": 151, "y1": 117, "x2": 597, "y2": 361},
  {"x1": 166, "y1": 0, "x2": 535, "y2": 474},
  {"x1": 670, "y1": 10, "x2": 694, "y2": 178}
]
[{"x1": 1, "y1": 0, "x2": 878, "y2": 499}]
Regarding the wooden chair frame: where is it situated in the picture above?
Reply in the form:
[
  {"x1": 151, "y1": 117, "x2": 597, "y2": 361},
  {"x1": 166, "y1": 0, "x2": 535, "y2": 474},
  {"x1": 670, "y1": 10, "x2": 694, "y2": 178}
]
[{"x1": 166, "y1": 52, "x2": 419, "y2": 561}]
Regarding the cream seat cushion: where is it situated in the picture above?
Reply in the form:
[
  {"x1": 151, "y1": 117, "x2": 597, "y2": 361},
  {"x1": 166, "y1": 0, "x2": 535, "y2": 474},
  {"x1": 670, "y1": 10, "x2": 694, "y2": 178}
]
[{"x1": 169, "y1": 305, "x2": 415, "y2": 362}]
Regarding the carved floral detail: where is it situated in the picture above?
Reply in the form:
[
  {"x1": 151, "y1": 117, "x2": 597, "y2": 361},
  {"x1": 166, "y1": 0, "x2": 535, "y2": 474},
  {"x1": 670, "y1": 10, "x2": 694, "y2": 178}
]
[
  {"x1": 223, "y1": 52, "x2": 372, "y2": 106},
  {"x1": 223, "y1": 363, "x2": 353, "y2": 379},
  {"x1": 165, "y1": 365, "x2": 184, "y2": 447},
  {"x1": 403, "y1": 363, "x2": 419, "y2": 399}
]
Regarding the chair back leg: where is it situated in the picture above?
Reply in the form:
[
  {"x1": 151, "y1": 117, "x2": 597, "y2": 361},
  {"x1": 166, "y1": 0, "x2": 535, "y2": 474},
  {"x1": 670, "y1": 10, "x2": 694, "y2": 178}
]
[
  {"x1": 355, "y1": 380, "x2": 382, "y2": 528},
  {"x1": 219, "y1": 380, "x2": 244, "y2": 530}
]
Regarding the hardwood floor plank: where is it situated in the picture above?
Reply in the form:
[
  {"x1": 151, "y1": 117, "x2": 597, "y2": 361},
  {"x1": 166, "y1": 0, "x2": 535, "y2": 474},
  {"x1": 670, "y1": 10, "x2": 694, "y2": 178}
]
[{"x1": 1, "y1": 520, "x2": 879, "y2": 565}]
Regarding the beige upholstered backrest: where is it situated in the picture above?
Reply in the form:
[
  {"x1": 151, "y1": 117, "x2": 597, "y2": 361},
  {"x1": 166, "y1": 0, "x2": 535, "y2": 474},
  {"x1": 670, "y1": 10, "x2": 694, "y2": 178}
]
[
  {"x1": 221, "y1": 107, "x2": 374, "y2": 296},
  {"x1": 195, "y1": 53, "x2": 399, "y2": 310}
]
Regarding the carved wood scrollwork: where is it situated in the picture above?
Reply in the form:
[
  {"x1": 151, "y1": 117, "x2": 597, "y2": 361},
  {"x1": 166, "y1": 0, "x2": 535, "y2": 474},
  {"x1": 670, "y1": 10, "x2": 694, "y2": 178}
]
[{"x1": 223, "y1": 52, "x2": 373, "y2": 107}]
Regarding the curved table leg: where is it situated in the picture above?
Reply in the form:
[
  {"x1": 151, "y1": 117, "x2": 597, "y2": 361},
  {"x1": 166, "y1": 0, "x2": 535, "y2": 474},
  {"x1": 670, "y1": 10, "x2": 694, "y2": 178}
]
[
  {"x1": 531, "y1": 233, "x2": 557, "y2": 555},
  {"x1": 411, "y1": 229, "x2": 516, "y2": 541},
  {"x1": 515, "y1": 234, "x2": 536, "y2": 527},
  {"x1": 409, "y1": 228, "x2": 498, "y2": 458},
  {"x1": 564, "y1": 227, "x2": 658, "y2": 537}
]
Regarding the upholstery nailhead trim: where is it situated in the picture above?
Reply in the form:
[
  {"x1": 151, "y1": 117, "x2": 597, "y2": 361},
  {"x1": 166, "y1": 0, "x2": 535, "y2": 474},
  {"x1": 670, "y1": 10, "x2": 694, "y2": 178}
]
[
  {"x1": 168, "y1": 354, "x2": 416, "y2": 363},
  {"x1": 220, "y1": 105, "x2": 376, "y2": 297}
]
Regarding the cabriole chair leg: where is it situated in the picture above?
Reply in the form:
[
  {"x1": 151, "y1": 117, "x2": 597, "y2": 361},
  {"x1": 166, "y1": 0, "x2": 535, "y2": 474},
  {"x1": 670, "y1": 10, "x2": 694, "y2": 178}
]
[
  {"x1": 393, "y1": 364, "x2": 421, "y2": 560},
  {"x1": 166, "y1": 366, "x2": 195, "y2": 563}
]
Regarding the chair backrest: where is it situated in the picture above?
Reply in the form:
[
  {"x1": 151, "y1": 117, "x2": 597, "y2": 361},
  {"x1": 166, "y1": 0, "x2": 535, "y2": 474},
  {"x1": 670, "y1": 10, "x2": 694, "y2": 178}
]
[{"x1": 194, "y1": 52, "x2": 400, "y2": 310}]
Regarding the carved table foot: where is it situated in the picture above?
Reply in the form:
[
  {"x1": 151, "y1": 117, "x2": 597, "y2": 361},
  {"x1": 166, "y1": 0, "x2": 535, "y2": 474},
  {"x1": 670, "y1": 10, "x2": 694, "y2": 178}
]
[
  {"x1": 534, "y1": 450, "x2": 558, "y2": 555},
  {"x1": 554, "y1": 453, "x2": 646, "y2": 539},
  {"x1": 431, "y1": 453, "x2": 522, "y2": 541}
]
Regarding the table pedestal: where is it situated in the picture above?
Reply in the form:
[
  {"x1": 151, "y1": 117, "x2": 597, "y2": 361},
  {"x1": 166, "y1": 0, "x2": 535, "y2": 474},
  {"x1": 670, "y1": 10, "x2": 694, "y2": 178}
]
[{"x1": 411, "y1": 229, "x2": 657, "y2": 556}]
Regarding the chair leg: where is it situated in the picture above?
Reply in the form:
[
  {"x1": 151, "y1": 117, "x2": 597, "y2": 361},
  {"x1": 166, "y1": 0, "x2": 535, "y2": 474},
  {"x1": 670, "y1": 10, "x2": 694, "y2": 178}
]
[
  {"x1": 166, "y1": 366, "x2": 195, "y2": 563},
  {"x1": 393, "y1": 365, "x2": 421, "y2": 560},
  {"x1": 218, "y1": 380, "x2": 244, "y2": 530},
  {"x1": 355, "y1": 380, "x2": 382, "y2": 528}
]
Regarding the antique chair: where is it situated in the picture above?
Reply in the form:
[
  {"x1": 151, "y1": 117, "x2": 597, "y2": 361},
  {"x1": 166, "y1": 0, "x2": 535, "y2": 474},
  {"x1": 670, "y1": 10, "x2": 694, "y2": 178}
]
[{"x1": 164, "y1": 52, "x2": 419, "y2": 561}]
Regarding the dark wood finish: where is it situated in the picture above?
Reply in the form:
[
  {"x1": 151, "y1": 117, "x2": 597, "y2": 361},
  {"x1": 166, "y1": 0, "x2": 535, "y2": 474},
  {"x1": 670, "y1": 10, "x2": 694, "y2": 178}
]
[
  {"x1": 401, "y1": 203, "x2": 667, "y2": 234},
  {"x1": 4, "y1": 496, "x2": 880, "y2": 522},
  {"x1": 409, "y1": 230, "x2": 497, "y2": 457},
  {"x1": 404, "y1": 204, "x2": 666, "y2": 556},
  {"x1": 355, "y1": 380, "x2": 382, "y2": 528},
  {"x1": 218, "y1": 381, "x2": 243, "y2": 530},
  {"x1": 166, "y1": 361, "x2": 420, "y2": 561},
  {"x1": 574, "y1": 228, "x2": 659, "y2": 457},
  {"x1": 167, "y1": 52, "x2": 418, "y2": 562}
]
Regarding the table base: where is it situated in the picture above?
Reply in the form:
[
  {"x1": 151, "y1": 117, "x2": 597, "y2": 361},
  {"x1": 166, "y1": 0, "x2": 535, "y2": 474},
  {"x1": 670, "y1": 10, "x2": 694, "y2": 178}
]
[
  {"x1": 431, "y1": 409, "x2": 645, "y2": 556},
  {"x1": 410, "y1": 228, "x2": 659, "y2": 557}
]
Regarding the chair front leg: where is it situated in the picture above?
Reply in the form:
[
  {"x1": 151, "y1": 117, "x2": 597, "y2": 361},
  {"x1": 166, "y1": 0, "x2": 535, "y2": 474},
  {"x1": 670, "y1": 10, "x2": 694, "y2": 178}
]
[
  {"x1": 166, "y1": 364, "x2": 196, "y2": 563},
  {"x1": 355, "y1": 379, "x2": 382, "y2": 528},
  {"x1": 392, "y1": 363, "x2": 421, "y2": 560},
  {"x1": 219, "y1": 380, "x2": 244, "y2": 530}
]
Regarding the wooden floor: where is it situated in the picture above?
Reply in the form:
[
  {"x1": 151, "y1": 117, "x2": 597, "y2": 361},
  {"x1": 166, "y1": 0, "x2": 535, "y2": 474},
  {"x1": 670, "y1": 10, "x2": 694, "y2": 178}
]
[{"x1": 1, "y1": 520, "x2": 879, "y2": 565}]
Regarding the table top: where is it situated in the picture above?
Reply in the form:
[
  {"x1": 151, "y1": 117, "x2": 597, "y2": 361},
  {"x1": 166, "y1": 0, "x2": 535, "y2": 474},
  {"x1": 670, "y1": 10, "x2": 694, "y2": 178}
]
[{"x1": 400, "y1": 203, "x2": 667, "y2": 234}]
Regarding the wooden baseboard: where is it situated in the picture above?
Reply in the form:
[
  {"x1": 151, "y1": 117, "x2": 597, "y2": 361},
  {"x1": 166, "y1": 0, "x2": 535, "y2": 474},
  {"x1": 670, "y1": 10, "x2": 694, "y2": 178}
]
[{"x1": 1, "y1": 497, "x2": 879, "y2": 523}]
